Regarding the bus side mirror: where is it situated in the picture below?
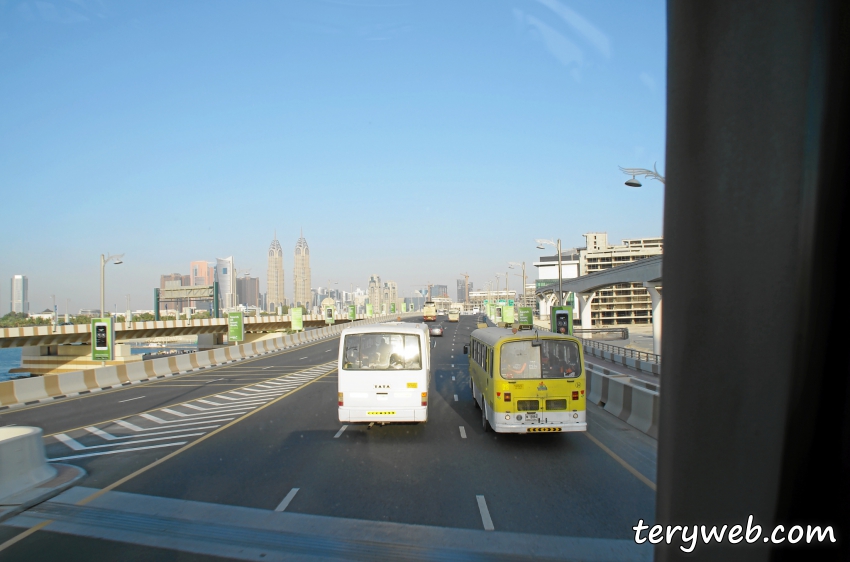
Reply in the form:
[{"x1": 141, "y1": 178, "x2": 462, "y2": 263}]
[{"x1": 463, "y1": 345, "x2": 469, "y2": 354}]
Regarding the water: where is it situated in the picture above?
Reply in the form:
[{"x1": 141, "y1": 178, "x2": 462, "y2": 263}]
[
  {"x1": 0, "y1": 344, "x2": 198, "y2": 382},
  {"x1": 0, "y1": 348, "x2": 25, "y2": 382}
]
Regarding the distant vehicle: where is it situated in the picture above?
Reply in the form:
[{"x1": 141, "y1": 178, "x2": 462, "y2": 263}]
[
  {"x1": 423, "y1": 301, "x2": 437, "y2": 322},
  {"x1": 448, "y1": 309, "x2": 460, "y2": 322},
  {"x1": 472, "y1": 307, "x2": 480, "y2": 314},
  {"x1": 429, "y1": 325, "x2": 443, "y2": 337},
  {"x1": 338, "y1": 322, "x2": 431, "y2": 424}
]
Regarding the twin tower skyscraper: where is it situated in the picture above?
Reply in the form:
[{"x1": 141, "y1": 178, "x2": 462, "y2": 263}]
[{"x1": 267, "y1": 230, "x2": 312, "y2": 311}]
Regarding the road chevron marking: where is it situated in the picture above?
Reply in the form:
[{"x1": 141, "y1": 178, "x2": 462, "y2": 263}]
[{"x1": 43, "y1": 361, "x2": 337, "y2": 461}]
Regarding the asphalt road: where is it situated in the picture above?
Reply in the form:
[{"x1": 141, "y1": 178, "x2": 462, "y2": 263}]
[{"x1": 0, "y1": 316, "x2": 657, "y2": 561}]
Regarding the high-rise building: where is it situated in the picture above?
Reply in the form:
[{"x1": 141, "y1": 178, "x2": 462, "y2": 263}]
[
  {"x1": 456, "y1": 279, "x2": 473, "y2": 302},
  {"x1": 10, "y1": 275, "x2": 28, "y2": 315},
  {"x1": 216, "y1": 257, "x2": 236, "y2": 309},
  {"x1": 293, "y1": 229, "x2": 312, "y2": 308},
  {"x1": 237, "y1": 275, "x2": 260, "y2": 308},
  {"x1": 431, "y1": 284, "x2": 449, "y2": 299},
  {"x1": 382, "y1": 281, "x2": 398, "y2": 313},
  {"x1": 190, "y1": 260, "x2": 215, "y2": 312},
  {"x1": 160, "y1": 273, "x2": 188, "y2": 312},
  {"x1": 267, "y1": 233, "x2": 285, "y2": 312},
  {"x1": 368, "y1": 274, "x2": 382, "y2": 312}
]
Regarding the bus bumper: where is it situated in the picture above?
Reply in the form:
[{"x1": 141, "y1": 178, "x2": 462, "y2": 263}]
[
  {"x1": 339, "y1": 407, "x2": 428, "y2": 423},
  {"x1": 492, "y1": 411, "x2": 587, "y2": 433}
]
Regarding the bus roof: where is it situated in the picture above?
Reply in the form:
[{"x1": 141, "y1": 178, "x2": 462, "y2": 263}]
[
  {"x1": 470, "y1": 327, "x2": 580, "y2": 346},
  {"x1": 341, "y1": 322, "x2": 428, "y2": 336}
]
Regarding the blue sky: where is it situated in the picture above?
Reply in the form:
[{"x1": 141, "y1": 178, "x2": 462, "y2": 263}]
[{"x1": 0, "y1": 0, "x2": 666, "y2": 312}]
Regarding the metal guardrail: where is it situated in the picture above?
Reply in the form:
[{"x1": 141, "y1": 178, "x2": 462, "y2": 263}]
[
  {"x1": 579, "y1": 338, "x2": 660, "y2": 364},
  {"x1": 573, "y1": 328, "x2": 630, "y2": 339}
]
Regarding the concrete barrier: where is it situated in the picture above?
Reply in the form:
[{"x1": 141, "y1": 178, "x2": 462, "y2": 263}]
[
  {"x1": 0, "y1": 427, "x2": 56, "y2": 503},
  {"x1": 0, "y1": 312, "x2": 417, "y2": 409},
  {"x1": 587, "y1": 367, "x2": 660, "y2": 439}
]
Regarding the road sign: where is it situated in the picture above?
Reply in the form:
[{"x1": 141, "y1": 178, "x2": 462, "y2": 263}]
[
  {"x1": 508, "y1": 299, "x2": 515, "y2": 306},
  {"x1": 348, "y1": 304, "x2": 356, "y2": 321},
  {"x1": 402, "y1": 302, "x2": 408, "y2": 312},
  {"x1": 325, "y1": 306, "x2": 335, "y2": 324},
  {"x1": 518, "y1": 307, "x2": 534, "y2": 328},
  {"x1": 390, "y1": 302, "x2": 396, "y2": 314},
  {"x1": 91, "y1": 317, "x2": 114, "y2": 361},
  {"x1": 503, "y1": 306, "x2": 514, "y2": 324},
  {"x1": 366, "y1": 304, "x2": 373, "y2": 317},
  {"x1": 227, "y1": 312, "x2": 244, "y2": 342},
  {"x1": 291, "y1": 307, "x2": 303, "y2": 331}
]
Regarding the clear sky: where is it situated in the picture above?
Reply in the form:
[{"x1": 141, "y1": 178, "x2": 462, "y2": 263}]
[{"x1": 0, "y1": 0, "x2": 666, "y2": 313}]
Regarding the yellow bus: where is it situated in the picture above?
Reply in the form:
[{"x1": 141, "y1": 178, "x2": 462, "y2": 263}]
[
  {"x1": 464, "y1": 327, "x2": 586, "y2": 433},
  {"x1": 423, "y1": 301, "x2": 437, "y2": 322},
  {"x1": 448, "y1": 308, "x2": 460, "y2": 322}
]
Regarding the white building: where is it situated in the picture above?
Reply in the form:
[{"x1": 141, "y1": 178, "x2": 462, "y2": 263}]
[
  {"x1": 216, "y1": 257, "x2": 236, "y2": 309},
  {"x1": 10, "y1": 275, "x2": 29, "y2": 315}
]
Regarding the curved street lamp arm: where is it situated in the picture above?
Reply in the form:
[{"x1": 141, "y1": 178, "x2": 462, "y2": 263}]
[{"x1": 619, "y1": 163, "x2": 666, "y2": 184}]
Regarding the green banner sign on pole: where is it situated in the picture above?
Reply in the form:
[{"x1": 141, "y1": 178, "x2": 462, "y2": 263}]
[
  {"x1": 518, "y1": 307, "x2": 534, "y2": 328},
  {"x1": 402, "y1": 303, "x2": 408, "y2": 312},
  {"x1": 390, "y1": 302, "x2": 396, "y2": 314},
  {"x1": 325, "y1": 306, "x2": 335, "y2": 324},
  {"x1": 366, "y1": 303, "x2": 373, "y2": 317},
  {"x1": 348, "y1": 304, "x2": 356, "y2": 321},
  {"x1": 227, "y1": 312, "x2": 244, "y2": 342},
  {"x1": 91, "y1": 317, "x2": 115, "y2": 361},
  {"x1": 291, "y1": 307, "x2": 303, "y2": 331},
  {"x1": 503, "y1": 306, "x2": 514, "y2": 324},
  {"x1": 508, "y1": 299, "x2": 515, "y2": 306}
]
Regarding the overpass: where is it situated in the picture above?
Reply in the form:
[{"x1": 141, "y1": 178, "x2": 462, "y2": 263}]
[
  {"x1": 0, "y1": 313, "x2": 385, "y2": 375},
  {"x1": 535, "y1": 255, "x2": 662, "y2": 354}
]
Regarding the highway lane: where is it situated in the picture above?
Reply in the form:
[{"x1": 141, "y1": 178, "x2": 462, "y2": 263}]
[
  {"x1": 1, "y1": 316, "x2": 656, "y2": 559},
  {"x1": 0, "y1": 334, "x2": 340, "y2": 436}
]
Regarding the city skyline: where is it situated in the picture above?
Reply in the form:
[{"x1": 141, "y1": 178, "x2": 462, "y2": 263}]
[{"x1": 0, "y1": 1, "x2": 666, "y2": 314}]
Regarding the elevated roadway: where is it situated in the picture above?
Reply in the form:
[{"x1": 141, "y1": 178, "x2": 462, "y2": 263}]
[
  {"x1": 0, "y1": 315, "x2": 655, "y2": 560},
  {"x1": 536, "y1": 256, "x2": 663, "y2": 354}
]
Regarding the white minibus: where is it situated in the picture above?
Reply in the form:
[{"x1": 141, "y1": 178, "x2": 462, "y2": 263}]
[{"x1": 338, "y1": 322, "x2": 431, "y2": 423}]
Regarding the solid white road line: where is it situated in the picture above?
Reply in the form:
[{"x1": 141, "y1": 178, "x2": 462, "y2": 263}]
[
  {"x1": 262, "y1": 366, "x2": 272, "y2": 370},
  {"x1": 299, "y1": 357, "x2": 308, "y2": 359},
  {"x1": 275, "y1": 488, "x2": 300, "y2": 512},
  {"x1": 49, "y1": 442, "x2": 188, "y2": 462},
  {"x1": 118, "y1": 396, "x2": 145, "y2": 403},
  {"x1": 334, "y1": 425, "x2": 348, "y2": 439},
  {"x1": 476, "y1": 495, "x2": 495, "y2": 531},
  {"x1": 459, "y1": 426, "x2": 467, "y2": 439},
  {"x1": 454, "y1": 395, "x2": 458, "y2": 401}
]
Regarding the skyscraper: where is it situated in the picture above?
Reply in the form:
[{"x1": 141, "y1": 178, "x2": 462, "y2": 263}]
[
  {"x1": 368, "y1": 274, "x2": 382, "y2": 312},
  {"x1": 293, "y1": 229, "x2": 311, "y2": 308},
  {"x1": 457, "y1": 279, "x2": 473, "y2": 302},
  {"x1": 237, "y1": 275, "x2": 260, "y2": 307},
  {"x1": 267, "y1": 233, "x2": 285, "y2": 312},
  {"x1": 190, "y1": 261, "x2": 215, "y2": 312},
  {"x1": 10, "y1": 275, "x2": 28, "y2": 314},
  {"x1": 216, "y1": 257, "x2": 236, "y2": 309}
]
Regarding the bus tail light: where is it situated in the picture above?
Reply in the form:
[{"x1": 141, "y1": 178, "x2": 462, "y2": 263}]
[
  {"x1": 572, "y1": 391, "x2": 579, "y2": 400},
  {"x1": 421, "y1": 392, "x2": 428, "y2": 406},
  {"x1": 504, "y1": 392, "x2": 511, "y2": 402},
  {"x1": 338, "y1": 392, "x2": 344, "y2": 406}
]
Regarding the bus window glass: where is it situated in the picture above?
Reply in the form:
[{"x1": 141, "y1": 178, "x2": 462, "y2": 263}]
[
  {"x1": 500, "y1": 340, "x2": 581, "y2": 379},
  {"x1": 342, "y1": 333, "x2": 421, "y2": 370},
  {"x1": 500, "y1": 341, "x2": 541, "y2": 379},
  {"x1": 540, "y1": 340, "x2": 581, "y2": 378}
]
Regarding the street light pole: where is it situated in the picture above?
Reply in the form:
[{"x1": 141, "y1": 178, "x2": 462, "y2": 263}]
[
  {"x1": 619, "y1": 163, "x2": 666, "y2": 187},
  {"x1": 535, "y1": 239, "x2": 563, "y2": 308},
  {"x1": 100, "y1": 253, "x2": 124, "y2": 318}
]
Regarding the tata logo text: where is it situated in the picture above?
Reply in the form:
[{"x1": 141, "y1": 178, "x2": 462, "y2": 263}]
[{"x1": 374, "y1": 384, "x2": 390, "y2": 389}]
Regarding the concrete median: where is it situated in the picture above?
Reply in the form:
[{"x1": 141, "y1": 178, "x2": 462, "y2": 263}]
[{"x1": 587, "y1": 368, "x2": 660, "y2": 439}]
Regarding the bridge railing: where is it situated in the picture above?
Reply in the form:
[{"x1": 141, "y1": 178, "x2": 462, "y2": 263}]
[{"x1": 579, "y1": 338, "x2": 660, "y2": 365}]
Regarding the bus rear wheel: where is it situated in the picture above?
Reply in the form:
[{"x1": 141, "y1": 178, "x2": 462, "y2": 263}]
[
  {"x1": 471, "y1": 381, "x2": 480, "y2": 409},
  {"x1": 482, "y1": 403, "x2": 491, "y2": 432}
]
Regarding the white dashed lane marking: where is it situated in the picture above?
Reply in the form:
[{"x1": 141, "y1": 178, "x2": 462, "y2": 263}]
[
  {"x1": 275, "y1": 488, "x2": 300, "y2": 512},
  {"x1": 477, "y1": 495, "x2": 495, "y2": 531},
  {"x1": 459, "y1": 426, "x2": 467, "y2": 439},
  {"x1": 334, "y1": 425, "x2": 348, "y2": 439}
]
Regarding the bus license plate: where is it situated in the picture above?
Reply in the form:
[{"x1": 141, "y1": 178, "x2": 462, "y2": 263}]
[{"x1": 525, "y1": 413, "x2": 538, "y2": 422}]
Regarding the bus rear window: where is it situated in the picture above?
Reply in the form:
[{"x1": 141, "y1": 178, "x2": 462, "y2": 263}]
[
  {"x1": 342, "y1": 333, "x2": 422, "y2": 370},
  {"x1": 500, "y1": 340, "x2": 581, "y2": 379}
]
